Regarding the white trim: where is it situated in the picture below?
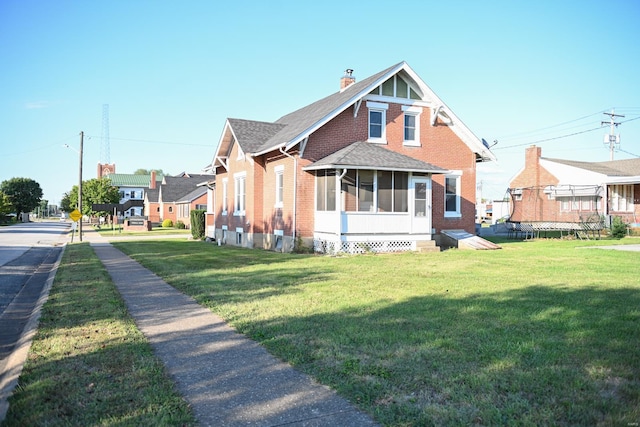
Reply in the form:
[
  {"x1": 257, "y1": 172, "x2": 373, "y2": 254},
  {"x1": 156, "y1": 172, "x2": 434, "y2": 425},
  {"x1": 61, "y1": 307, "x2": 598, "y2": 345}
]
[
  {"x1": 222, "y1": 178, "x2": 228, "y2": 216},
  {"x1": 233, "y1": 172, "x2": 246, "y2": 216},
  {"x1": 365, "y1": 101, "x2": 389, "y2": 110},
  {"x1": 367, "y1": 102, "x2": 388, "y2": 144},
  {"x1": 275, "y1": 165, "x2": 284, "y2": 208},
  {"x1": 402, "y1": 105, "x2": 422, "y2": 147},
  {"x1": 274, "y1": 229, "x2": 284, "y2": 236},
  {"x1": 444, "y1": 171, "x2": 462, "y2": 218}
]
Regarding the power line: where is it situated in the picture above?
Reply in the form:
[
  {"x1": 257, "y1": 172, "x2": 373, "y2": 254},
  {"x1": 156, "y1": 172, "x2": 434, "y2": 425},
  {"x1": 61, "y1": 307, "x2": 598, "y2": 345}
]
[
  {"x1": 86, "y1": 135, "x2": 210, "y2": 147},
  {"x1": 494, "y1": 110, "x2": 605, "y2": 141}
]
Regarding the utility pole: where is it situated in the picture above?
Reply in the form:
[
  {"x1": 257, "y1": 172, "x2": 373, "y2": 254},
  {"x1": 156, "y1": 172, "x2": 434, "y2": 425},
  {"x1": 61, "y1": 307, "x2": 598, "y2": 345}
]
[
  {"x1": 78, "y1": 131, "x2": 84, "y2": 242},
  {"x1": 602, "y1": 109, "x2": 624, "y2": 161}
]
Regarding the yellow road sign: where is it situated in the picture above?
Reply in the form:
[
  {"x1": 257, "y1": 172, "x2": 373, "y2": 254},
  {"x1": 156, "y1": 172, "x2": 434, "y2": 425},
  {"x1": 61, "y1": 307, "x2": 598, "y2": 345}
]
[{"x1": 69, "y1": 209, "x2": 82, "y2": 222}]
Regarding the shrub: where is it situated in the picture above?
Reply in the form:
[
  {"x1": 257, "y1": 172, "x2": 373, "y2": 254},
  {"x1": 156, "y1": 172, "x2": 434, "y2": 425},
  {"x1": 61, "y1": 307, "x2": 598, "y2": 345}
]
[
  {"x1": 610, "y1": 216, "x2": 628, "y2": 239},
  {"x1": 161, "y1": 219, "x2": 173, "y2": 228},
  {"x1": 190, "y1": 209, "x2": 206, "y2": 240},
  {"x1": 175, "y1": 220, "x2": 186, "y2": 229}
]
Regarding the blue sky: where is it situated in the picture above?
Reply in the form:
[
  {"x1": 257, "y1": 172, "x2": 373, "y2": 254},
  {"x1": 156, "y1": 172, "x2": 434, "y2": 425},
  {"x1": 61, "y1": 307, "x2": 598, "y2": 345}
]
[{"x1": 1, "y1": 0, "x2": 639, "y2": 205}]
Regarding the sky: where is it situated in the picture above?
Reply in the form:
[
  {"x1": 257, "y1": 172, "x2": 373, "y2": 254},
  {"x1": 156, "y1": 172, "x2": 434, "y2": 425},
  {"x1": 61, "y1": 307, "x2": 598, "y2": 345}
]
[{"x1": 1, "y1": 0, "x2": 639, "y2": 205}]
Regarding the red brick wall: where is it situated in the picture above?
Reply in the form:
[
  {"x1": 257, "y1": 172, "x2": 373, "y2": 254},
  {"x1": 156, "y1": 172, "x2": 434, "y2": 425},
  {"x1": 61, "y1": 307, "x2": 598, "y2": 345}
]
[{"x1": 212, "y1": 100, "x2": 482, "y2": 243}]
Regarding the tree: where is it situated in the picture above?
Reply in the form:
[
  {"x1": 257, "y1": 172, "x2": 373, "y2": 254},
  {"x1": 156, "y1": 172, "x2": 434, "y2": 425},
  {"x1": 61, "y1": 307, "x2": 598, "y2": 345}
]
[
  {"x1": 83, "y1": 177, "x2": 120, "y2": 216},
  {"x1": 0, "y1": 191, "x2": 13, "y2": 218},
  {"x1": 134, "y1": 168, "x2": 164, "y2": 175},
  {"x1": 0, "y1": 177, "x2": 43, "y2": 219},
  {"x1": 60, "y1": 191, "x2": 73, "y2": 212},
  {"x1": 63, "y1": 177, "x2": 120, "y2": 217},
  {"x1": 38, "y1": 199, "x2": 49, "y2": 217}
]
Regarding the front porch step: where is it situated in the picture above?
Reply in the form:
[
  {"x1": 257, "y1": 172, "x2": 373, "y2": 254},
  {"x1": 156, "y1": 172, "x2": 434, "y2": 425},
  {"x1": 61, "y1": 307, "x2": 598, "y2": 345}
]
[{"x1": 416, "y1": 240, "x2": 440, "y2": 253}]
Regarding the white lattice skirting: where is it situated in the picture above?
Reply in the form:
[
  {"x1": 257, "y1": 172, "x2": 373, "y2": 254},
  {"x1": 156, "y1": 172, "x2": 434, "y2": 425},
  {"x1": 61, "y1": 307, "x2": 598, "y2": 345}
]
[{"x1": 314, "y1": 239, "x2": 414, "y2": 254}]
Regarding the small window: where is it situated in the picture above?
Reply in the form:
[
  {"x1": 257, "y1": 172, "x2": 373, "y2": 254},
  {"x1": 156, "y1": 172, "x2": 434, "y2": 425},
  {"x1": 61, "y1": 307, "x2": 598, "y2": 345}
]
[
  {"x1": 234, "y1": 173, "x2": 246, "y2": 215},
  {"x1": 235, "y1": 227, "x2": 243, "y2": 245},
  {"x1": 222, "y1": 178, "x2": 228, "y2": 215},
  {"x1": 445, "y1": 174, "x2": 461, "y2": 217},
  {"x1": 168, "y1": 206, "x2": 173, "y2": 213},
  {"x1": 369, "y1": 110, "x2": 383, "y2": 139},
  {"x1": 275, "y1": 166, "x2": 284, "y2": 208},
  {"x1": 402, "y1": 106, "x2": 421, "y2": 146},
  {"x1": 366, "y1": 102, "x2": 388, "y2": 143},
  {"x1": 404, "y1": 114, "x2": 416, "y2": 141}
]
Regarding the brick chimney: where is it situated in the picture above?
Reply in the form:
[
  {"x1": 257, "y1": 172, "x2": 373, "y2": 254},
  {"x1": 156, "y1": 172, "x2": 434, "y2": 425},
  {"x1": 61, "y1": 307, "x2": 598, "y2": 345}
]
[
  {"x1": 340, "y1": 69, "x2": 355, "y2": 91},
  {"x1": 526, "y1": 145, "x2": 542, "y2": 186},
  {"x1": 150, "y1": 170, "x2": 156, "y2": 189}
]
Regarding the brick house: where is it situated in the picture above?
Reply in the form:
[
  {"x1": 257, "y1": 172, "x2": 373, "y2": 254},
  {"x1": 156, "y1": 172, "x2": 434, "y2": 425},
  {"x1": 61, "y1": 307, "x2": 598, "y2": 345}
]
[
  {"x1": 144, "y1": 173, "x2": 212, "y2": 225},
  {"x1": 509, "y1": 145, "x2": 640, "y2": 231},
  {"x1": 206, "y1": 62, "x2": 496, "y2": 253},
  {"x1": 176, "y1": 186, "x2": 208, "y2": 228}
]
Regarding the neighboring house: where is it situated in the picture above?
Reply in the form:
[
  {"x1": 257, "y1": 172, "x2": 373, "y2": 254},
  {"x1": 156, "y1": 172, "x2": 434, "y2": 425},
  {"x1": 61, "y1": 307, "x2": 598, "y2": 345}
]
[
  {"x1": 156, "y1": 174, "x2": 213, "y2": 225},
  {"x1": 144, "y1": 187, "x2": 161, "y2": 223},
  {"x1": 176, "y1": 186, "x2": 208, "y2": 228},
  {"x1": 101, "y1": 168, "x2": 162, "y2": 217},
  {"x1": 205, "y1": 62, "x2": 496, "y2": 253},
  {"x1": 508, "y1": 145, "x2": 640, "y2": 231}
]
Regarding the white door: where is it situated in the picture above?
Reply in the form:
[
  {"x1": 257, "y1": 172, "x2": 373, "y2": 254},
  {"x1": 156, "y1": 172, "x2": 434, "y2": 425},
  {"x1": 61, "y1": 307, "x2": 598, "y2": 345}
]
[{"x1": 411, "y1": 177, "x2": 432, "y2": 234}]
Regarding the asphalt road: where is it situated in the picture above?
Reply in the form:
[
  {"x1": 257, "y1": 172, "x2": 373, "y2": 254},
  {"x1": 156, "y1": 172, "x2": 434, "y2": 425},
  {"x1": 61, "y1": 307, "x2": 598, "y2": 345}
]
[{"x1": 0, "y1": 222, "x2": 68, "y2": 359}]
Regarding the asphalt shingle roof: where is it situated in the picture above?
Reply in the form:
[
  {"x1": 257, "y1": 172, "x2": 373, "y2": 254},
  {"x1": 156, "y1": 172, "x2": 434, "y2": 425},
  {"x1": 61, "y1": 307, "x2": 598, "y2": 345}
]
[
  {"x1": 305, "y1": 141, "x2": 448, "y2": 174},
  {"x1": 160, "y1": 175, "x2": 212, "y2": 203},
  {"x1": 544, "y1": 157, "x2": 640, "y2": 176},
  {"x1": 231, "y1": 63, "x2": 401, "y2": 155},
  {"x1": 177, "y1": 187, "x2": 207, "y2": 204}
]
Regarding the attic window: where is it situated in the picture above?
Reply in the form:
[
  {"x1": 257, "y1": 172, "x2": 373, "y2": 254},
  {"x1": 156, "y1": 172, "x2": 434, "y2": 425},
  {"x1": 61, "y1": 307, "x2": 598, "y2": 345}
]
[{"x1": 369, "y1": 75, "x2": 420, "y2": 100}]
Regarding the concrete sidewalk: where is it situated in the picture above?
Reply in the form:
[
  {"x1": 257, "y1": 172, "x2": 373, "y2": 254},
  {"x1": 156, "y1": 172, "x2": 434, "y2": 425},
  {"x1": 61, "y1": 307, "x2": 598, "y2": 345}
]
[{"x1": 85, "y1": 229, "x2": 377, "y2": 426}]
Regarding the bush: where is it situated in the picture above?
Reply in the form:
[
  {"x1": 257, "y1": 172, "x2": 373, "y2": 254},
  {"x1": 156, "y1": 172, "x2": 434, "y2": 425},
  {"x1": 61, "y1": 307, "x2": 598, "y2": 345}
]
[
  {"x1": 161, "y1": 219, "x2": 173, "y2": 228},
  {"x1": 190, "y1": 209, "x2": 206, "y2": 240},
  {"x1": 610, "y1": 216, "x2": 628, "y2": 239},
  {"x1": 175, "y1": 220, "x2": 186, "y2": 229}
]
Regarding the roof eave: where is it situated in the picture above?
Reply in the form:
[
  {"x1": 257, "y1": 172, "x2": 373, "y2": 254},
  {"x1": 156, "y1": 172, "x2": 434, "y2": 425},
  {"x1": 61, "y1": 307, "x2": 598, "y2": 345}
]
[{"x1": 302, "y1": 163, "x2": 449, "y2": 175}]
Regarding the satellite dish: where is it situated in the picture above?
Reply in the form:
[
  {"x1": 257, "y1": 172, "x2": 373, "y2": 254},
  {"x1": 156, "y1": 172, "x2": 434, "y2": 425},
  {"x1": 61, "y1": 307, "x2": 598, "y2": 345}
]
[{"x1": 482, "y1": 138, "x2": 490, "y2": 149}]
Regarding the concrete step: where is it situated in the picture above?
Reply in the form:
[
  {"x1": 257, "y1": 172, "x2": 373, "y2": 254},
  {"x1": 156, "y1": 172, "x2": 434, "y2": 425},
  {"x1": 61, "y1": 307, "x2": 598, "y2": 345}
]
[{"x1": 416, "y1": 240, "x2": 440, "y2": 253}]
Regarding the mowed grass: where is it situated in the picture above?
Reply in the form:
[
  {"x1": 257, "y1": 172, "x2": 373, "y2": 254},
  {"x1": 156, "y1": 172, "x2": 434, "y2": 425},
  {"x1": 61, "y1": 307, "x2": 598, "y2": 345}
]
[
  {"x1": 112, "y1": 237, "x2": 640, "y2": 426},
  {"x1": 2, "y1": 243, "x2": 195, "y2": 426}
]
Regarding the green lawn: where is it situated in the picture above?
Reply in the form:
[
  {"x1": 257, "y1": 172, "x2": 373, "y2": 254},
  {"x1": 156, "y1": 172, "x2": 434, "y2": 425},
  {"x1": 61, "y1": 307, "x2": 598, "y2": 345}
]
[
  {"x1": 109, "y1": 237, "x2": 640, "y2": 426},
  {"x1": 5, "y1": 238, "x2": 638, "y2": 426},
  {"x1": 2, "y1": 243, "x2": 195, "y2": 426}
]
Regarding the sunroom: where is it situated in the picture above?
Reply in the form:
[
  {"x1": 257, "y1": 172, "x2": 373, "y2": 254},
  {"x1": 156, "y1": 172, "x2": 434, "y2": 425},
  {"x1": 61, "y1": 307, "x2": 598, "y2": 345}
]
[{"x1": 303, "y1": 141, "x2": 448, "y2": 254}]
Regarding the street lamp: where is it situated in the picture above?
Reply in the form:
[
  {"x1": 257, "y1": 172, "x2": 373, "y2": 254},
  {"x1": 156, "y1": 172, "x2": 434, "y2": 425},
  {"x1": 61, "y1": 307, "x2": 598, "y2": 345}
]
[{"x1": 63, "y1": 131, "x2": 84, "y2": 242}]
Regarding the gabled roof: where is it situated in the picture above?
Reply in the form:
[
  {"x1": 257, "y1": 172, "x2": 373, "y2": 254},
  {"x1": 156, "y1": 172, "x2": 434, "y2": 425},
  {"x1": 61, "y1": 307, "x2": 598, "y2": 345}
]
[
  {"x1": 303, "y1": 141, "x2": 448, "y2": 174},
  {"x1": 145, "y1": 188, "x2": 159, "y2": 203},
  {"x1": 160, "y1": 175, "x2": 210, "y2": 203},
  {"x1": 177, "y1": 186, "x2": 207, "y2": 204},
  {"x1": 212, "y1": 62, "x2": 496, "y2": 167}
]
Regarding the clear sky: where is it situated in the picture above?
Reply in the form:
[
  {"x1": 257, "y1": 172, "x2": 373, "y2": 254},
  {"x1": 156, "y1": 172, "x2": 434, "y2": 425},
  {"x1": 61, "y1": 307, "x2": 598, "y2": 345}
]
[{"x1": 1, "y1": 0, "x2": 639, "y2": 205}]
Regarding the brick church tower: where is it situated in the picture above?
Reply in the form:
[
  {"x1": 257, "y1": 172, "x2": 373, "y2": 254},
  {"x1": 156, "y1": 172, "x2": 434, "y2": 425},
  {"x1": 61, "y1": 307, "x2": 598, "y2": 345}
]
[{"x1": 97, "y1": 163, "x2": 116, "y2": 177}]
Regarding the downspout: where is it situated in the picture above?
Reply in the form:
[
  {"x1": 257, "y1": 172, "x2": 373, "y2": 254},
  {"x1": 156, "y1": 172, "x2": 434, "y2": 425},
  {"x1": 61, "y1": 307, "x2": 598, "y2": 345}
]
[
  {"x1": 279, "y1": 146, "x2": 297, "y2": 245},
  {"x1": 336, "y1": 169, "x2": 347, "y2": 241}
]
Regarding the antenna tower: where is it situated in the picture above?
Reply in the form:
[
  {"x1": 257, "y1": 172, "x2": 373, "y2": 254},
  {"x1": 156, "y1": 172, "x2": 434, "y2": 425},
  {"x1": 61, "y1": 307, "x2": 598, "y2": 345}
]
[{"x1": 100, "y1": 104, "x2": 111, "y2": 164}]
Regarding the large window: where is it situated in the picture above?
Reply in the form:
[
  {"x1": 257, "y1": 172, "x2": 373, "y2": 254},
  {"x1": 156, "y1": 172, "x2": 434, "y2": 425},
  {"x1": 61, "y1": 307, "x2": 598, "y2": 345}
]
[
  {"x1": 316, "y1": 170, "x2": 336, "y2": 211},
  {"x1": 275, "y1": 166, "x2": 284, "y2": 208},
  {"x1": 445, "y1": 173, "x2": 461, "y2": 217},
  {"x1": 336, "y1": 170, "x2": 409, "y2": 213},
  {"x1": 611, "y1": 184, "x2": 634, "y2": 212},
  {"x1": 234, "y1": 172, "x2": 246, "y2": 215}
]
